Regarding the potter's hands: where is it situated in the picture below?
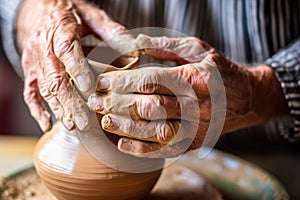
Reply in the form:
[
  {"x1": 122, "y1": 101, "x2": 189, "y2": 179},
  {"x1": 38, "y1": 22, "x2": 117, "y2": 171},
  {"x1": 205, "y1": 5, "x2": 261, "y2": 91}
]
[
  {"x1": 17, "y1": 0, "x2": 129, "y2": 132},
  {"x1": 88, "y1": 35, "x2": 288, "y2": 158}
]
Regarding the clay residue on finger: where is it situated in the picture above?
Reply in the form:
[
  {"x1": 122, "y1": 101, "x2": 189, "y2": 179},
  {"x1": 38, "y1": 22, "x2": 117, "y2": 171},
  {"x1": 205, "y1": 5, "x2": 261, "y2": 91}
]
[
  {"x1": 72, "y1": 89, "x2": 90, "y2": 130},
  {"x1": 101, "y1": 115, "x2": 119, "y2": 130}
]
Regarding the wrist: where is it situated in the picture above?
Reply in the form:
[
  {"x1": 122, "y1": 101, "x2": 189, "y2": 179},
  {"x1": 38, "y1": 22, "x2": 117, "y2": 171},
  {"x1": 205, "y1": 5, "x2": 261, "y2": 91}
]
[
  {"x1": 16, "y1": 0, "x2": 59, "y2": 52},
  {"x1": 249, "y1": 65, "x2": 289, "y2": 124}
]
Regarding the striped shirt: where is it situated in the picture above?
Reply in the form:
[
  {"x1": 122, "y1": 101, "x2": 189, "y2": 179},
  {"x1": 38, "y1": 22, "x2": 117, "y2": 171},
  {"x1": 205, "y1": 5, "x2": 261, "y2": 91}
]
[{"x1": 1, "y1": 0, "x2": 300, "y2": 142}]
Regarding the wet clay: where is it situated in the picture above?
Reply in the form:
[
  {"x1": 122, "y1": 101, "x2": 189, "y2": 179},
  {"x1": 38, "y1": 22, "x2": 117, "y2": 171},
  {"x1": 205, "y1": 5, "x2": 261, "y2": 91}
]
[
  {"x1": 1, "y1": 164, "x2": 223, "y2": 200},
  {"x1": 34, "y1": 123, "x2": 162, "y2": 200},
  {"x1": 33, "y1": 51, "x2": 163, "y2": 200}
]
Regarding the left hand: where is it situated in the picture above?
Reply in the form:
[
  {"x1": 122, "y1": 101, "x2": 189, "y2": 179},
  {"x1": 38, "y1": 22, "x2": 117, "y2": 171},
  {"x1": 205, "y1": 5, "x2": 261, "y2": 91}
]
[
  {"x1": 88, "y1": 35, "x2": 288, "y2": 158},
  {"x1": 17, "y1": 0, "x2": 135, "y2": 131}
]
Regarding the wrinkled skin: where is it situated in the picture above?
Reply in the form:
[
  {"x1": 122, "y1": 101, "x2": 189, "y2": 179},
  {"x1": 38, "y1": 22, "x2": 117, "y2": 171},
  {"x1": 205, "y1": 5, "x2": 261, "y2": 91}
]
[
  {"x1": 17, "y1": 0, "x2": 288, "y2": 158},
  {"x1": 17, "y1": 0, "x2": 132, "y2": 131},
  {"x1": 88, "y1": 35, "x2": 288, "y2": 158}
]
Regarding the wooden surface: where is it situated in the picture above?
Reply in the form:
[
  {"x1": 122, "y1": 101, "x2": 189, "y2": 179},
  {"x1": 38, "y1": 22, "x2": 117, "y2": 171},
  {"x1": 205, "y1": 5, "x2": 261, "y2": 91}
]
[{"x1": 0, "y1": 136, "x2": 38, "y2": 177}]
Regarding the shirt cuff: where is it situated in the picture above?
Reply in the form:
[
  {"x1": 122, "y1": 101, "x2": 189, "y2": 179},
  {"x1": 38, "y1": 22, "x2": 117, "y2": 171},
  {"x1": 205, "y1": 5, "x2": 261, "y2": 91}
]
[
  {"x1": 265, "y1": 38, "x2": 300, "y2": 142},
  {"x1": 0, "y1": 0, "x2": 23, "y2": 78}
]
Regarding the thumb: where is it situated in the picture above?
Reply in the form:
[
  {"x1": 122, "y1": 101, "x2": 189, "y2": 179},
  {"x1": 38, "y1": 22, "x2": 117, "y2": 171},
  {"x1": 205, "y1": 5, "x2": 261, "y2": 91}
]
[
  {"x1": 74, "y1": 0, "x2": 125, "y2": 38},
  {"x1": 74, "y1": 1, "x2": 138, "y2": 54},
  {"x1": 136, "y1": 34, "x2": 212, "y2": 64}
]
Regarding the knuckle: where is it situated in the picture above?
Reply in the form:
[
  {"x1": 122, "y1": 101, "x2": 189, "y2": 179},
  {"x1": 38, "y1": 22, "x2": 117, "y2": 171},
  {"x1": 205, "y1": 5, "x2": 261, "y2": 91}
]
[
  {"x1": 62, "y1": 96, "x2": 74, "y2": 111},
  {"x1": 39, "y1": 81, "x2": 51, "y2": 98},
  {"x1": 53, "y1": 27, "x2": 79, "y2": 59},
  {"x1": 139, "y1": 83, "x2": 157, "y2": 93},
  {"x1": 23, "y1": 78, "x2": 40, "y2": 105},
  {"x1": 23, "y1": 87, "x2": 37, "y2": 105},
  {"x1": 48, "y1": 75, "x2": 65, "y2": 95},
  {"x1": 138, "y1": 143, "x2": 153, "y2": 154},
  {"x1": 137, "y1": 70, "x2": 163, "y2": 93},
  {"x1": 157, "y1": 122, "x2": 176, "y2": 143},
  {"x1": 136, "y1": 98, "x2": 153, "y2": 120},
  {"x1": 53, "y1": 107, "x2": 64, "y2": 120},
  {"x1": 136, "y1": 95, "x2": 164, "y2": 120},
  {"x1": 54, "y1": 39, "x2": 73, "y2": 58}
]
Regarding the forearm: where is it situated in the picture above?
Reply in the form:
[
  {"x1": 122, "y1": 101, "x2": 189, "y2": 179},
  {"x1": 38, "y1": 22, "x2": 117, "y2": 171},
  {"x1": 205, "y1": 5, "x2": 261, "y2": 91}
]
[
  {"x1": 265, "y1": 38, "x2": 300, "y2": 142},
  {"x1": 220, "y1": 64, "x2": 289, "y2": 134},
  {"x1": 249, "y1": 65, "x2": 289, "y2": 124}
]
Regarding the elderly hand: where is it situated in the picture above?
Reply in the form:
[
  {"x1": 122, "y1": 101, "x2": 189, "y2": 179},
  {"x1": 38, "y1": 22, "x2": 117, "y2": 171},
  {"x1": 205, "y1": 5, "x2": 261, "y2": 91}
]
[
  {"x1": 17, "y1": 0, "x2": 131, "y2": 132},
  {"x1": 88, "y1": 35, "x2": 288, "y2": 158}
]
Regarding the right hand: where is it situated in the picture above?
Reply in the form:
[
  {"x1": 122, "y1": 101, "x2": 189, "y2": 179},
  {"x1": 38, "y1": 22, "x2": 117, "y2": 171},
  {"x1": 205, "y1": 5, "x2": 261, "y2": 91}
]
[
  {"x1": 17, "y1": 0, "x2": 132, "y2": 132},
  {"x1": 88, "y1": 35, "x2": 289, "y2": 158}
]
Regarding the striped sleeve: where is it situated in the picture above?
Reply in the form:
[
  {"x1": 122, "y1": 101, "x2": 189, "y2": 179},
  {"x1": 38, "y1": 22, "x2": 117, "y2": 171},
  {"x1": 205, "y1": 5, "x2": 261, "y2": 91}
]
[
  {"x1": 265, "y1": 39, "x2": 300, "y2": 142},
  {"x1": 0, "y1": 0, "x2": 23, "y2": 77}
]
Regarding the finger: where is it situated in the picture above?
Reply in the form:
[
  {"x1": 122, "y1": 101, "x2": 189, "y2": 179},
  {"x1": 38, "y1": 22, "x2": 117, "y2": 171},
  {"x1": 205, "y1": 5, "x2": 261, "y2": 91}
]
[
  {"x1": 75, "y1": 1, "x2": 126, "y2": 39},
  {"x1": 22, "y1": 45, "x2": 52, "y2": 132},
  {"x1": 101, "y1": 114, "x2": 182, "y2": 145},
  {"x1": 48, "y1": 9, "x2": 91, "y2": 129},
  {"x1": 74, "y1": 1, "x2": 140, "y2": 55},
  {"x1": 95, "y1": 66, "x2": 195, "y2": 96},
  {"x1": 117, "y1": 137, "x2": 192, "y2": 158},
  {"x1": 55, "y1": 39, "x2": 94, "y2": 95},
  {"x1": 23, "y1": 78, "x2": 53, "y2": 132},
  {"x1": 136, "y1": 34, "x2": 212, "y2": 63},
  {"x1": 37, "y1": 69, "x2": 75, "y2": 130},
  {"x1": 36, "y1": 64, "x2": 63, "y2": 120},
  {"x1": 88, "y1": 93, "x2": 201, "y2": 121},
  {"x1": 42, "y1": 51, "x2": 89, "y2": 130},
  {"x1": 50, "y1": 10, "x2": 93, "y2": 96},
  {"x1": 72, "y1": 88, "x2": 90, "y2": 131}
]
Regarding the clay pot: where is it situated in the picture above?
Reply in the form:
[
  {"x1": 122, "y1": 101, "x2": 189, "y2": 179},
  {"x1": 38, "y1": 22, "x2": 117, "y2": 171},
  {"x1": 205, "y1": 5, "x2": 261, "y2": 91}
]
[
  {"x1": 34, "y1": 123, "x2": 162, "y2": 200},
  {"x1": 34, "y1": 46, "x2": 163, "y2": 200},
  {"x1": 86, "y1": 45, "x2": 140, "y2": 74}
]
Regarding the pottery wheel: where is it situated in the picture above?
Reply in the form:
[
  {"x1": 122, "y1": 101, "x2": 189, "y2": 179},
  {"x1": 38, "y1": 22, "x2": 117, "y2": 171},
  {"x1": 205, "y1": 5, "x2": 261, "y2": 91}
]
[
  {"x1": 147, "y1": 163, "x2": 222, "y2": 200},
  {"x1": 1, "y1": 163, "x2": 222, "y2": 200}
]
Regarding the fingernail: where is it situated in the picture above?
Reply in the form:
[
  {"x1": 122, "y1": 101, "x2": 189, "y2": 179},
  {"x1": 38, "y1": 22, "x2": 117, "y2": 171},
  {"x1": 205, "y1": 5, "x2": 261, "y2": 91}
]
[
  {"x1": 119, "y1": 139, "x2": 132, "y2": 152},
  {"x1": 102, "y1": 115, "x2": 120, "y2": 130},
  {"x1": 74, "y1": 115, "x2": 89, "y2": 130},
  {"x1": 87, "y1": 95, "x2": 103, "y2": 111},
  {"x1": 38, "y1": 120, "x2": 51, "y2": 132},
  {"x1": 38, "y1": 112, "x2": 52, "y2": 132},
  {"x1": 62, "y1": 117, "x2": 75, "y2": 130},
  {"x1": 76, "y1": 74, "x2": 92, "y2": 92},
  {"x1": 97, "y1": 77, "x2": 110, "y2": 90}
]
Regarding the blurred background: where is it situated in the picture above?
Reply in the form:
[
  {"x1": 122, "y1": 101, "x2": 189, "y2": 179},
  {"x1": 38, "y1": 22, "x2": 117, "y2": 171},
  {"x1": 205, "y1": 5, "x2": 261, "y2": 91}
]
[{"x1": 0, "y1": 34, "x2": 41, "y2": 137}]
